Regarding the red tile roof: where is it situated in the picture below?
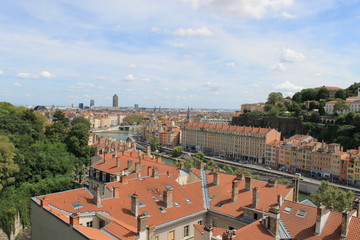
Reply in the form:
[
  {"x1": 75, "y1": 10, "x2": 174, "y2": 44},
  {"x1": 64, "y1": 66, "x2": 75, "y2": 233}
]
[{"x1": 183, "y1": 122, "x2": 272, "y2": 134}]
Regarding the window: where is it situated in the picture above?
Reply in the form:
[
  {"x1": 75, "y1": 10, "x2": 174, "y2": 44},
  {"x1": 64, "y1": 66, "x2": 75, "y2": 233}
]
[
  {"x1": 253, "y1": 213, "x2": 258, "y2": 220},
  {"x1": 296, "y1": 209, "x2": 307, "y2": 217},
  {"x1": 86, "y1": 221, "x2": 93, "y2": 227},
  {"x1": 283, "y1": 206, "x2": 292, "y2": 213},
  {"x1": 99, "y1": 220, "x2": 105, "y2": 228},
  {"x1": 72, "y1": 202, "x2": 83, "y2": 209},
  {"x1": 159, "y1": 207, "x2": 167, "y2": 213},
  {"x1": 184, "y1": 225, "x2": 189, "y2": 237},
  {"x1": 198, "y1": 220, "x2": 203, "y2": 225},
  {"x1": 139, "y1": 201, "x2": 146, "y2": 207},
  {"x1": 212, "y1": 219, "x2": 217, "y2": 227},
  {"x1": 228, "y1": 226, "x2": 234, "y2": 230},
  {"x1": 173, "y1": 202, "x2": 180, "y2": 207},
  {"x1": 185, "y1": 198, "x2": 192, "y2": 204}
]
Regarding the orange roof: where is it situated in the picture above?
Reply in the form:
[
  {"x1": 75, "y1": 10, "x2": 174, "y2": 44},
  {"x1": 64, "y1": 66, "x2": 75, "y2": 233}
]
[
  {"x1": 183, "y1": 122, "x2": 272, "y2": 134},
  {"x1": 317, "y1": 86, "x2": 342, "y2": 91},
  {"x1": 207, "y1": 171, "x2": 293, "y2": 218}
]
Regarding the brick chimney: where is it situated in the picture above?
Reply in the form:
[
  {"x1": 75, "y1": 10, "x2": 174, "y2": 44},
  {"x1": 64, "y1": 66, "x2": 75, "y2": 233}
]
[
  {"x1": 69, "y1": 213, "x2": 80, "y2": 227},
  {"x1": 112, "y1": 186, "x2": 119, "y2": 198},
  {"x1": 315, "y1": 205, "x2": 329, "y2": 235},
  {"x1": 163, "y1": 190, "x2": 173, "y2": 208},
  {"x1": 213, "y1": 171, "x2": 220, "y2": 186},
  {"x1": 137, "y1": 214, "x2": 148, "y2": 232},
  {"x1": 94, "y1": 186, "x2": 102, "y2": 207},
  {"x1": 236, "y1": 173, "x2": 245, "y2": 180},
  {"x1": 116, "y1": 156, "x2": 120, "y2": 168},
  {"x1": 127, "y1": 160, "x2": 133, "y2": 170},
  {"x1": 277, "y1": 194, "x2": 283, "y2": 208},
  {"x1": 121, "y1": 175, "x2": 128, "y2": 184},
  {"x1": 292, "y1": 176, "x2": 300, "y2": 202},
  {"x1": 268, "y1": 208, "x2": 280, "y2": 238},
  {"x1": 341, "y1": 210, "x2": 351, "y2": 238},
  {"x1": 203, "y1": 225, "x2": 213, "y2": 240},
  {"x1": 147, "y1": 225, "x2": 156, "y2": 240},
  {"x1": 231, "y1": 179, "x2": 240, "y2": 202},
  {"x1": 152, "y1": 167, "x2": 159, "y2": 179},
  {"x1": 131, "y1": 194, "x2": 139, "y2": 217},
  {"x1": 135, "y1": 162, "x2": 141, "y2": 173},
  {"x1": 252, "y1": 187, "x2": 259, "y2": 209},
  {"x1": 147, "y1": 145, "x2": 151, "y2": 157},
  {"x1": 267, "y1": 178, "x2": 277, "y2": 187},
  {"x1": 40, "y1": 197, "x2": 49, "y2": 208},
  {"x1": 197, "y1": 161, "x2": 204, "y2": 170},
  {"x1": 245, "y1": 176, "x2": 252, "y2": 191},
  {"x1": 147, "y1": 166, "x2": 153, "y2": 176}
]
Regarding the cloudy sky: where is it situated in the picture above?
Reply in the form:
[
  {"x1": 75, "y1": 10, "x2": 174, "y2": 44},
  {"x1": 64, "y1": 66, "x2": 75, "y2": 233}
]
[{"x1": 0, "y1": 0, "x2": 360, "y2": 109}]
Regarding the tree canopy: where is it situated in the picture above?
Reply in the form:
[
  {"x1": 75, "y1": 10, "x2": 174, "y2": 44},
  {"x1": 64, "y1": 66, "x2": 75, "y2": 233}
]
[
  {"x1": 172, "y1": 146, "x2": 182, "y2": 157},
  {"x1": 123, "y1": 115, "x2": 143, "y2": 125},
  {"x1": 309, "y1": 181, "x2": 354, "y2": 212}
]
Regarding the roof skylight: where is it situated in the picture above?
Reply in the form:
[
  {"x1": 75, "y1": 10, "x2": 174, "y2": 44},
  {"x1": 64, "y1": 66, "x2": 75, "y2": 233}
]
[
  {"x1": 283, "y1": 206, "x2": 292, "y2": 213},
  {"x1": 296, "y1": 209, "x2": 307, "y2": 217},
  {"x1": 72, "y1": 202, "x2": 83, "y2": 209},
  {"x1": 159, "y1": 207, "x2": 167, "y2": 213},
  {"x1": 185, "y1": 198, "x2": 192, "y2": 204}
]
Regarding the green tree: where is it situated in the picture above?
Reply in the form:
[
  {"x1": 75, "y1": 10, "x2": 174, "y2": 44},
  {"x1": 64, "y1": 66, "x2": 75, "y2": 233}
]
[
  {"x1": 335, "y1": 89, "x2": 346, "y2": 100},
  {"x1": 345, "y1": 82, "x2": 360, "y2": 97},
  {"x1": 205, "y1": 159, "x2": 217, "y2": 169},
  {"x1": 0, "y1": 136, "x2": 19, "y2": 190},
  {"x1": 172, "y1": 146, "x2": 182, "y2": 157},
  {"x1": 292, "y1": 92, "x2": 302, "y2": 103},
  {"x1": 267, "y1": 92, "x2": 283, "y2": 105},
  {"x1": 309, "y1": 181, "x2": 354, "y2": 212},
  {"x1": 123, "y1": 115, "x2": 143, "y2": 125},
  {"x1": 301, "y1": 89, "x2": 318, "y2": 102},
  {"x1": 149, "y1": 137, "x2": 159, "y2": 151},
  {"x1": 316, "y1": 88, "x2": 329, "y2": 100},
  {"x1": 71, "y1": 116, "x2": 91, "y2": 129},
  {"x1": 333, "y1": 101, "x2": 350, "y2": 114}
]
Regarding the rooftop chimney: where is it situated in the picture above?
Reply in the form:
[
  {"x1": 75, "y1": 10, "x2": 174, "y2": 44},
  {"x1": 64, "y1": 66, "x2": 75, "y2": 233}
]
[
  {"x1": 112, "y1": 186, "x2": 119, "y2": 198},
  {"x1": 131, "y1": 194, "x2": 139, "y2": 217},
  {"x1": 267, "y1": 178, "x2": 277, "y2": 187},
  {"x1": 147, "y1": 225, "x2": 156, "y2": 240},
  {"x1": 127, "y1": 160, "x2": 133, "y2": 170},
  {"x1": 147, "y1": 166, "x2": 153, "y2": 176},
  {"x1": 94, "y1": 186, "x2": 102, "y2": 207},
  {"x1": 121, "y1": 175, "x2": 128, "y2": 184},
  {"x1": 236, "y1": 173, "x2": 245, "y2": 180},
  {"x1": 245, "y1": 176, "x2": 252, "y2": 191},
  {"x1": 315, "y1": 205, "x2": 329, "y2": 235},
  {"x1": 268, "y1": 208, "x2": 280, "y2": 238},
  {"x1": 197, "y1": 161, "x2": 204, "y2": 170},
  {"x1": 156, "y1": 157, "x2": 162, "y2": 163},
  {"x1": 69, "y1": 213, "x2": 80, "y2": 227},
  {"x1": 341, "y1": 210, "x2": 351, "y2": 238},
  {"x1": 203, "y1": 225, "x2": 213, "y2": 240},
  {"x1": 231, "y1": 179, "x2": 240, "y2": 202},
  {"x1": 152, "y1": 167, "x2": 159, "y2": 179},
  {"x1": 213, "y1": 171, "x2": 220, "y2": 186},
  {"x1": 147, "y1": 145, "x2": 151, "y2": 157},
  {"x1": 135, "y1": 162, "x2": 141, "y2": 173},
  {"x1": 277, "y1": 194, "x2": 283, "y2": 208},
  {"x1": 116, "y1": 156, "x2": 120, "y2": 168},
  {"x1": 137, "y1": 214, "x2": 148, "y2": 232},
  {"x1": 40, "y1": 197, "x2": 49, "y2": 208},
  {"x1": 222, "y1": 230, "x2": 236, "y2": 240},
  {"x1": 163, "y1": 190, "x2": 173, "y2": 208},
  {"x1": 292, "y1": 176, "x2": 300, "y2": 202},
  {"x1": 252, "y1": 187, "x2": 260, "y2": 209}
]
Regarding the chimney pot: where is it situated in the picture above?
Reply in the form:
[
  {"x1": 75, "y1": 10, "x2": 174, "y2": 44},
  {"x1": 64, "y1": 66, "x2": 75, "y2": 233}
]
[
  {"x1": 231, "y1": 179, "x2": 240, "y2": 202},
  {"x1": 112, "y1": 186, "x2": 119, "y2": 198},
  {"x1": 252, "y1": 187, "x2": 259, "y2": 209},
  {"x1": 69, "y1": 213, "x2": 80, "y2": 227},
  {"x1": 152, "y1": 167, "x2": 159, "y2": 179},
  {"x1": 214, "y1": 171, "x2": 220, "y2": 186},
  {"x1": 163, "y1": 190, "x2": 173, "y2": 208},
  {"x1": 341, "y1": 210, "x2": 351, "y2": 238},
  {"x1": 127, "y1": 160, "x2": 133, "y2": 170},
  {"x1": 94, "y1": 186, "x2": 102, "y2": 206},
  {"x1": 135, "y1": 162, "x2": 141, "y2": 173},
  {"x1": 137, "y1": 214, "x2": 148, "y2": 232},
  {"x1": 245, "y1": 176, "x2": 252, "y2": 191},
  {"x1": 131, "y1": 194, "x2": 139, "y2": 217}
]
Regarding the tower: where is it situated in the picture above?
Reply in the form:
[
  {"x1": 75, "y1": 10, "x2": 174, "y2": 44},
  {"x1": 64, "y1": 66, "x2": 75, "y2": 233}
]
[
  {"x1": 186, "y1": 107, "x2": 190, "y2": 121},
  {"x1": 113, "y1": 94, "x2": 119, "y2": 107},
  {"x1": 90, "y1": 99, "x2": 95, "y2": 108}
]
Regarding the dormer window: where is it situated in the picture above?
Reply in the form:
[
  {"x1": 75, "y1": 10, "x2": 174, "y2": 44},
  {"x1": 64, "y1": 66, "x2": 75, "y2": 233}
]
[{"x1": 283, "y1": 206, "x2": 292, "y2": 213}]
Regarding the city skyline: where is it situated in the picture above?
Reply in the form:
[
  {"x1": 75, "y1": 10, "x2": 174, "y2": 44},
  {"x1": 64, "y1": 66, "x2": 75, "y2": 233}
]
[{"x1": 1, "y1": 1, "x2": 360, "y2": 108}]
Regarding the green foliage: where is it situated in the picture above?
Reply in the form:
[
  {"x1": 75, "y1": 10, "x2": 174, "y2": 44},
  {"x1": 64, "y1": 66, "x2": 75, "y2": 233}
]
[
  {"x1": 333, "y1": 101, "x2": 350, "y2": 114},
  {"x1": 309, "y1": 181, "x2": 354, "y2": 212},
  {"x1": 345, "y1": 82, "x2": 360, "y2": 97},
  {"x1": 0, "y1": 136, "x2": 19, "y2": 191},
  {"x1": 335, "y1": 89, "x2": 346, "y2": 100},
  {"x1": 205, "y1": 159, "x2": 217, "y2": 169},
  {"x1": 316, "y1": 88, "x2": 329, "y2": 100},
  {"x1": 149, "y1": 137, "x2": 160, "y2": 151},
  {"x1": 123, "y1": 115, "x2": 143, "y2": 125},
  {"x1": 278, "y1": 178, "x2": 289, "y2": 185},
  {"x1": 267, "y1": 92, "x2": 283, "y2": 105},
  {"x1": 172, "y1": 146, "x2": 182, "y2": 157}
]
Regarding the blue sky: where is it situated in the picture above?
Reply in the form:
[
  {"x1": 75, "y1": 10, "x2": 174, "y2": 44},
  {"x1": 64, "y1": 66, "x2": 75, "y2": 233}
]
[{"x1": 0, "y1": 0, "x2": 360, "y2": 109}]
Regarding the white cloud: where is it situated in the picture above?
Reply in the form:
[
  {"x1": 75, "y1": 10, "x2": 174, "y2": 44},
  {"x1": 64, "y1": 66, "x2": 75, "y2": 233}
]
[
  {"x1": 17, "y1": 71, "x2": 54, "y2": 79},
  {"x1": 163, "y1": 88, "x2": 169, "y2": 91},
  {"x1": 17, "y1": 72, "x2": 37, "y2": 79},
  {"x1": 143, "y1": 78, "x2": 150, "y2": 82},
  {"x1": 270, "y1": 62, "x2": 287, "y2": 71},
  {"x1": 68, "y1": 82, "x2": 104, "y2": 90},
  {"x1": 127, "y1": 63, "x2": 137, "y2": 69},
  {"x1": 203, "y1": 81, "x2": 222, "y2": 92},
  {"x1": 14, "y1": 83, "x2": 22, "y2": 87},
  {"x1": 150, "y1": 27, "x2": 161, "y2": 32},
  {"x1": 169, "y1": 42, "x2": 186, "y2": 48},
  {"x1": 123, "y1": 74, "x2": 136, "y2": 82},
  {"x1": 274, "y1": 81, "x2": 303, "y2": 91},
  {"x1": 24, "y1": 93, "x2": 31, "y2": 97},
  {"x1": 226, "y1": 62, "x2": 236, "y2": 68},
  {"x1": 0, "y1": 70, "x2": 4, "y2": 75},
  {"x1": 40, "y1": 71, "x2": 54, "y2": 78},
  {"x1": 207, "y1": 0, "x2": 294, "y2": 19},
  {"x1": 275, "y1": 11, "x2": 297, "y2": 19},
  {"x1": 279, "y1": 48, "x2": 305, "y2": 62},
  {"x1": 173, "y1": 27, "x2": 213, "y2": 36}
]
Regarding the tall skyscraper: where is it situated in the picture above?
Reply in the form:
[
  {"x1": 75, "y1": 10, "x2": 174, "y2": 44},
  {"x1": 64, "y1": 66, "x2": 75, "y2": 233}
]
[
  {"x1": 90, "y1": 99, "x2": 95, "y2": 108},
  {"x1": 79, "y1": 103, "x2": 84, "y2": 109},
  {"x1": 113, "y1": 94, "x2": 118, "y2": 107}
]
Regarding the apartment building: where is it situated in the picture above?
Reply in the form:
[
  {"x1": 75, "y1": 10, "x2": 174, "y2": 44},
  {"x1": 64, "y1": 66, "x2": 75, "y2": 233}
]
[
  {"x1": 325, "y1": 87, "x2": 360, "y2": 114},
  {"x1": 142, "y1": 119, "x2": 181, "y2": 147},
  {"x1": 181, "y1": 122, "x2": 281, "y2": 163}
]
